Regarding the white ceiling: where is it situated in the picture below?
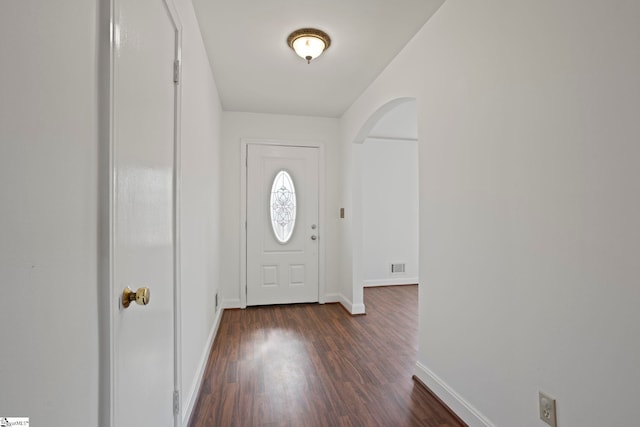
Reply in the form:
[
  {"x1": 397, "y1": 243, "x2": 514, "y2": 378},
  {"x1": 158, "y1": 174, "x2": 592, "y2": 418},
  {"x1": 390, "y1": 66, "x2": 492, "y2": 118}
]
[{"x1": 191, "y1": 0, "x2": 445, "y2": 118}]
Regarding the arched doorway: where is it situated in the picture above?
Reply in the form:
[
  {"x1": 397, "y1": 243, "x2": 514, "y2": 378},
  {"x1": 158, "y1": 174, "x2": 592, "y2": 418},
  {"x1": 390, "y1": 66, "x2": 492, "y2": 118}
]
[{"x1": 351, "y1": 97, "x2": 418, "y2": 312}]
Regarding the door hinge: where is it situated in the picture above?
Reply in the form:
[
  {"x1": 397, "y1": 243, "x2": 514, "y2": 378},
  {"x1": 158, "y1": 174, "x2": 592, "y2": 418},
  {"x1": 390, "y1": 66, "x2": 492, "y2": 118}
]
[
  {"x1": 173, "y1": 390, "x2": 180, "y2": 415},
  {"x1": 173, "y1": 60, "x2": 180, "y2": 84}
]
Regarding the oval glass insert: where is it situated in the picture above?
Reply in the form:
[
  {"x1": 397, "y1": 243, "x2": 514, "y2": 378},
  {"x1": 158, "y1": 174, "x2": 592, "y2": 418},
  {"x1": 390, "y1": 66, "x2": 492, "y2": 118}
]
[{"x1": 270, "y1": 170, "x2": 297, "y2": 243}]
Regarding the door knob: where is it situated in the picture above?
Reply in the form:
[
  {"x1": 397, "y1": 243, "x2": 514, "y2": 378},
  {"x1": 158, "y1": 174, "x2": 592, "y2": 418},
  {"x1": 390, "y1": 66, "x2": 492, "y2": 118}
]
[
  {"x1": 311, "y1": 235, "x2": 317, "y2": 240},
  {"x1": 122, "y1": 286, "x2": 150, "y2": 308}
]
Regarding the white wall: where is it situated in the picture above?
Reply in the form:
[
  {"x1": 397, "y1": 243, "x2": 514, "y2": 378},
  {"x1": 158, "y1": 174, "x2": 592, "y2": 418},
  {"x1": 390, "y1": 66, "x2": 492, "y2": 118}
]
[
  {"x1": 220, "y1": 112, "x2": 342, "y2": 307},
  {"x1": 362, "y1": 139, "x2": 418, "y2": 285},
  {"x1": 172, "y1": 0, "x2": 223, "y2": 423},
  {"x1": 341, "y1": 0, "x2": 640, "y2": 426},
  {"x1": 337, "y1": 122, "x2": 359, "y2": 311},
  {"x1": 0, "y1": 1, "x2": 100, "y2": 425},
  {"x1": 0, "y1": 1, "x2": 223, "y2": 425}
]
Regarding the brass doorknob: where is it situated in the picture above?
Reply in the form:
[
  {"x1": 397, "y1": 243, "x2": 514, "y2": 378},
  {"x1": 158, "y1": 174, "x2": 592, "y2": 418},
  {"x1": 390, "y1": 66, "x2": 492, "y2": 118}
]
[{"x1": 122, "y1": 286, "x2": 150, "y2": 308}]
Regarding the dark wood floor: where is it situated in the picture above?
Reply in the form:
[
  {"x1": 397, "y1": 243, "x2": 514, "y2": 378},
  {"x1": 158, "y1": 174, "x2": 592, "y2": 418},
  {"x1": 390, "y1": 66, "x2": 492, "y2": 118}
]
[{"x1": 188, "y1": 285, "x2": 465, "y2": 427}]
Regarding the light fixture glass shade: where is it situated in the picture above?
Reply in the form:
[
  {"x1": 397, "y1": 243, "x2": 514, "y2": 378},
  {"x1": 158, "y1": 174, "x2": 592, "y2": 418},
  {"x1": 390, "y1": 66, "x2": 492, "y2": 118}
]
[
  {"x1": 287, "y1": 28, "x2": 331, "y2": 64},
  {"x1": 292, "y1": 36, "x2": 326, "y2": 62}
]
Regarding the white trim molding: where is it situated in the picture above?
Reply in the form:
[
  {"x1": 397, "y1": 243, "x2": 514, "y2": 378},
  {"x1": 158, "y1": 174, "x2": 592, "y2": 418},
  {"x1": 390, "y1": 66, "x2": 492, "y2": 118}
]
[
  {"x1": 168, "y1": 2, "x2": 184, "y2": 426},
  {"x1": 182, "y1": 307, "x2": 224, "y2": 427},
  {"x1": 414, "y1": 361, "x2": 495, "y2": 427},
  {"x1": 325, "y1": 292, "x2": 365, "y2": 315},
  {"x1": 363, "y1": 278, "x2": 419, "y2": 287},
  {"x1": 323, "y1": 293, "x2": 342, "y2": 303},
  {"x1": 351, "y1": 302, "x2": 366, "y2": 315},
  {"x1": 222, "y1": 298, "x2": 242, "y2": 309}
]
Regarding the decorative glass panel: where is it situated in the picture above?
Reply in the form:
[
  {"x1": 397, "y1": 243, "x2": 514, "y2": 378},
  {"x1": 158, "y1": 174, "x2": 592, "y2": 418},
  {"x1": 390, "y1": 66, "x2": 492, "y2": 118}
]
[{"x1": 270, "y1": 170, "x2": 297, "y2": 243}]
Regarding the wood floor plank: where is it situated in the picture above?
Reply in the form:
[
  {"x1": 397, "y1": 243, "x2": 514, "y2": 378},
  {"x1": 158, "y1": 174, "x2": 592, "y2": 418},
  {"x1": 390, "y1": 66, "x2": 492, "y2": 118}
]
[{"x1": 188, "y1": 285, "x2": 466, "y2": 426}]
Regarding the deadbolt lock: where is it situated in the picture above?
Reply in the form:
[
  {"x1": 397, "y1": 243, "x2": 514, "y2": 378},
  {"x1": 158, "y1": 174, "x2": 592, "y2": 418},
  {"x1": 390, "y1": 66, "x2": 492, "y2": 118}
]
[{"x1": 122, "y1": 286, "x2": 150, "y2": 308}]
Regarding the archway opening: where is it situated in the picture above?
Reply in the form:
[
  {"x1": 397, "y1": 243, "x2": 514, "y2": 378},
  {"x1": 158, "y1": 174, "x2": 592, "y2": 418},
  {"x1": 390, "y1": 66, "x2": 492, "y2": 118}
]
[{"x1": 351, "y1": 97, "x2": 418, "y2": 312}]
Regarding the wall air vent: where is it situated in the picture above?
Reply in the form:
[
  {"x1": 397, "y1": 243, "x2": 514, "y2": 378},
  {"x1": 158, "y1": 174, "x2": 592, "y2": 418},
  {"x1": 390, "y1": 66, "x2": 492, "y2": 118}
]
[{"x1": 391, "y1": 263, "x2": 406, "y2": 273}]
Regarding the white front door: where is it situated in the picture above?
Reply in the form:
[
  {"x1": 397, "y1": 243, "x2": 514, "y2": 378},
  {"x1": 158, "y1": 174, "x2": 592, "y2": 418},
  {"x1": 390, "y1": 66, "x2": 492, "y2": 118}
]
[
  {"x1": 246, "y1": 144, "x2": 320, "y2": 305},
  {"x1": 111, "y1": 0, "x2": 180, "y2": 426}
]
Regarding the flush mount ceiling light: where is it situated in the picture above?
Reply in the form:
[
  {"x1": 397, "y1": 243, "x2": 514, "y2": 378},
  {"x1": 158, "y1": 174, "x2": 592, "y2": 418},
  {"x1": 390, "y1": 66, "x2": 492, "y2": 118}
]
[{"x1": 287, "y1": 28, "x2": 331, "y2": 64}]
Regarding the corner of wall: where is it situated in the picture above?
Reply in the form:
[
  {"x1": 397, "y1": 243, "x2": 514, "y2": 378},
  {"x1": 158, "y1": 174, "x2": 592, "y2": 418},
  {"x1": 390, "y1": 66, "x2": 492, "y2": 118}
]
[
  {"x1": 222, "y1": 298, "x2": 243, "y2": 309},
  {"x1": 325, "y1": 292, "x2": 365, "y2": 315},
  {"x1": 414, "y1": 361, "x2": 495, "y2": 427},
  {"x1": 182, "y1": 305, "x2": 224, "y2": 426}
]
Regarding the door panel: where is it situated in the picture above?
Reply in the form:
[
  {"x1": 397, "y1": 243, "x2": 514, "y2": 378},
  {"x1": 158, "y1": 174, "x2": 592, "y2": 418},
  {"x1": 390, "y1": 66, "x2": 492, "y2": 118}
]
[
  {"x1": 112, "y1": 0, "x2": 178, "y2": 425},
  {"x1": 247, "y1": 145, "x2": 319, "y2": 305}
]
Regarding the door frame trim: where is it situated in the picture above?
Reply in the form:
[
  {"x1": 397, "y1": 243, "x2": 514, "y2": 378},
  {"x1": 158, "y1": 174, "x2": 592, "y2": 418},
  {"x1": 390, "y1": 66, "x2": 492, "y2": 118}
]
[
  {"x1": 104, "y1": 1, "x2": 183, "y2": 425},
  {"x1": 240, "y1": 139, "x2": 326, "y2": 308}
]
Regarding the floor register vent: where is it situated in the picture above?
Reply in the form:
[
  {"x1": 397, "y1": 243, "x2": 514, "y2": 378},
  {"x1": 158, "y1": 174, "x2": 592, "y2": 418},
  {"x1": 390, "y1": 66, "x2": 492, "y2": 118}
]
[{"x1": 391, "y1": 263, "x2": 406, "y2": 273}]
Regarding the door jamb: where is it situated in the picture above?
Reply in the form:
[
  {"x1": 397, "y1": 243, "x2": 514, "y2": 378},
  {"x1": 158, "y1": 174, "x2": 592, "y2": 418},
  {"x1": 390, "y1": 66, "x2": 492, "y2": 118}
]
[
  {"x1": 240, "y1": 138, "x2": 326, "y2": 309},
  {"x1": 104, "y1": 1, "x2": 183, "y2": 426}
]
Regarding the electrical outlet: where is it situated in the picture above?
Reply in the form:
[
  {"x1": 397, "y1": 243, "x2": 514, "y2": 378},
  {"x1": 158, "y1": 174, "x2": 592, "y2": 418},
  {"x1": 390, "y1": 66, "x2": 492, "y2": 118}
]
[{"x1": 539, "y1": 392, "x2": 557, "y2": 427}]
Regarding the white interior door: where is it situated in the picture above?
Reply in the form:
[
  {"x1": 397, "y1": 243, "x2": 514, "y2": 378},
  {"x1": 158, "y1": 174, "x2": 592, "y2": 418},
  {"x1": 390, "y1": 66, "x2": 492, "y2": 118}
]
[
  {"x1": 247, "y1": 144, "x2": 319, "y2": 306},
  {"x1": 111, "y1": 0, "x2": 180, "y2": 426}
]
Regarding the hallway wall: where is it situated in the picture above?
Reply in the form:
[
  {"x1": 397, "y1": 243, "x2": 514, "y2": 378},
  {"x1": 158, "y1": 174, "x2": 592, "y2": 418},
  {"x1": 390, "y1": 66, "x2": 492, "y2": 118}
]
[
  {"x1": 0, "y1": 1, "x2": 224, "y2": 425},
  {"x1": 340, "y1": 0, "x2": 640, "y2": 425},
  {"x1": 172, "y1": 0, "x2": 223, "y2": 421},
  {"x1": 362, "y1": 139, "x2": 419, "y2": 286},
  {"x1": 0, "y1": 1, "x2": 101, "y2": 424}
]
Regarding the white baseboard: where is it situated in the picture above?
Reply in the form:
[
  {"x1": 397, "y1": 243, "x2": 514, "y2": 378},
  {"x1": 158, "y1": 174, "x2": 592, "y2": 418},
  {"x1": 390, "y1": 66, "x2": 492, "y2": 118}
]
[
  {"x1": 351, "y1": 302, "x2": 365, "y2": 314},
  {"x1": 222, "y1": 298, "x2": 242, "y2": 309},
  {"x1": 363, "y1": 278, "x2": 419, "y2": 287},
  {"x1": 323, "y1": 292, "x2": 366, "y2": 314},
  {"x1": 414, "y1": 361, "x2": 495, "y2": 427},
  {"x1": 182, "y1": 307, "x2": 224, "y2": 427},
  {"x1": 323, "y1": 293, "x2": 341, "y2": 303}
]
